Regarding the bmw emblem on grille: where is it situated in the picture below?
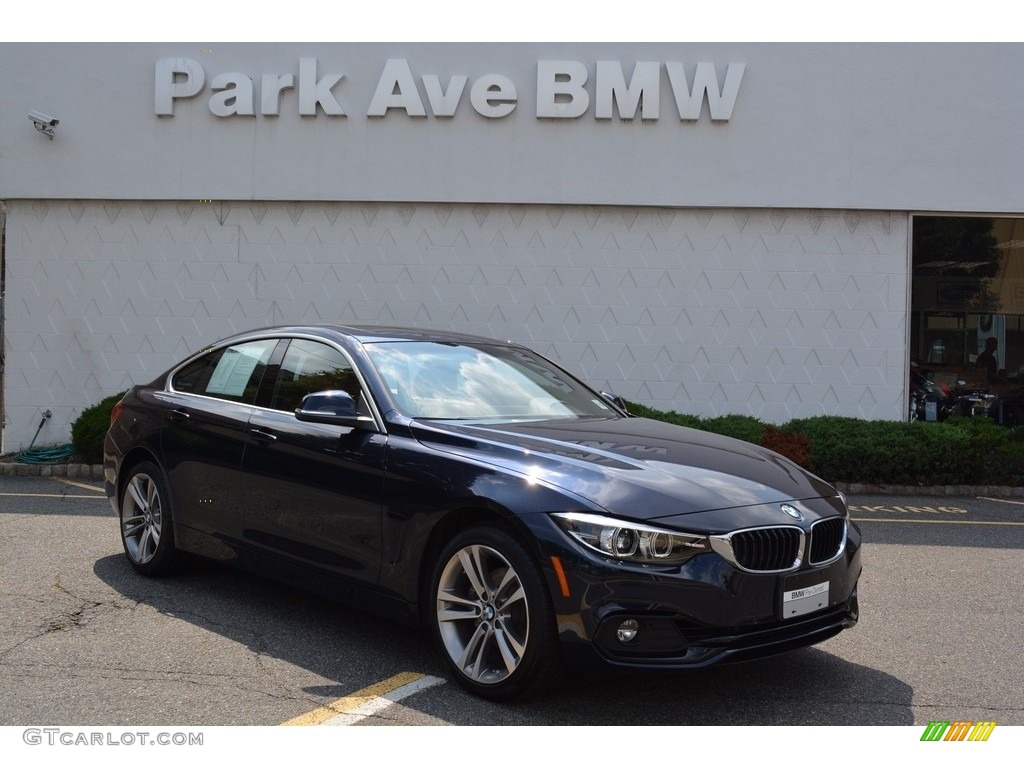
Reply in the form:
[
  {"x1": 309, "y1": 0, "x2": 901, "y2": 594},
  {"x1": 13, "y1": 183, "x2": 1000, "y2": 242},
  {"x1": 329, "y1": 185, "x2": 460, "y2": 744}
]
[{"x1": 780, "y1": 504, "x2": 803, "y2": 521}]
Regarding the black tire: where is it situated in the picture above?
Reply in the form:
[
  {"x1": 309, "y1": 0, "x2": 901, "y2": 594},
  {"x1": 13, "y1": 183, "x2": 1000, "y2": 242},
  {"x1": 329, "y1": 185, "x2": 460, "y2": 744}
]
[
  {"x1": 119, "y1": 461, "x2": 181, "y2": 576},
  {"x1": 430, "y1": 526, "x2": 564, "y2": 701}
]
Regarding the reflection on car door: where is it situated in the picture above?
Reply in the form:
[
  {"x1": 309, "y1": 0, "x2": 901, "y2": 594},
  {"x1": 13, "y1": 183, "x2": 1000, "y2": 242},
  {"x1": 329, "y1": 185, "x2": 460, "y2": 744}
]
[
  {"x1": 159, "y1": 338, "x2": 282, "y2": 547},
  {"x1": 241, "y1": 338, "x2": 387, "y2": 586}
]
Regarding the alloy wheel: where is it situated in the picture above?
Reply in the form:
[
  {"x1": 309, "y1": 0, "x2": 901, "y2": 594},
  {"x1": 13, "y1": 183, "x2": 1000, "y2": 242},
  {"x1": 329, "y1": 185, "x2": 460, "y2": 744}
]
[
  {"x1": 435, "y1": 544, "x2": 530, "y2": 685},
  {"x1": 122, "y1": 472, "x2": 163, "y2": 565}
]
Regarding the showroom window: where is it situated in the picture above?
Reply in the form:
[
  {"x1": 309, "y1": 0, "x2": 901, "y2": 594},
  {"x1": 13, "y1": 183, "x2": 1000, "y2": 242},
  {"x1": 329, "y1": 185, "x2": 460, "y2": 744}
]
[{"x1": 910, "y1": 216, "x2": 1024, "y2": 418}]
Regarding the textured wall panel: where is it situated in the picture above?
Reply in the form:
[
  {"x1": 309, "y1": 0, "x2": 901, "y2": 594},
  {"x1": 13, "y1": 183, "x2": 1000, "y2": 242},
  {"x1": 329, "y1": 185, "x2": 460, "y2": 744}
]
[{"x1": 1, "y1": 200, "x2": 909, "y2": 451}]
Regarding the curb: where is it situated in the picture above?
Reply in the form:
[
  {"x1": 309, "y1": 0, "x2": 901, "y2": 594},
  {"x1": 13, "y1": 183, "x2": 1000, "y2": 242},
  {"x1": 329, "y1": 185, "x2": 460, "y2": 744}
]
[
  {"x1": 833, "y1": 482, "x2": 1024, "y2": 498},
  {"x1": 1, "y1": 462, "x2": 1022, "y2": 497},
  {"x1": 0, "y1": 462, "x2": 105, "y2": 479}
]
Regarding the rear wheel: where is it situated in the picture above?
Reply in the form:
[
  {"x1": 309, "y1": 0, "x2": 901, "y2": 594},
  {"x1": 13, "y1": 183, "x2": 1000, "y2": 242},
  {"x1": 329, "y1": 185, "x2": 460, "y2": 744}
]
[
  {"x1": 120, "y1": 462, "x2": 180, "y2": 576},
  {"x1": 430, "y1": 526, "x2": 563, "y2": 701}
]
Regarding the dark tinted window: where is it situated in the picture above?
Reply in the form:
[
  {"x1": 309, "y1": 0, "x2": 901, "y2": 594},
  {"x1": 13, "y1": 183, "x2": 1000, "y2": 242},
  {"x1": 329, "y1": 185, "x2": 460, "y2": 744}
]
[
  {"x1": 911, "y1": 216, "x2": 1024, "y2": 388},
  {"x1": 272, "y1": 339, "x2": 361, "y2": 413},
  {"x1": 171, "y1": 339, "x2": 277, "y2": 404}
]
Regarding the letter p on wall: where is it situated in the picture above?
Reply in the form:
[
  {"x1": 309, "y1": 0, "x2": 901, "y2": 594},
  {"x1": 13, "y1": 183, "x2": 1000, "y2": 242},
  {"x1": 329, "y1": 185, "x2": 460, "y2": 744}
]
[{"x1": 155, "y1": 58, "x2": 206, "y2": 115}]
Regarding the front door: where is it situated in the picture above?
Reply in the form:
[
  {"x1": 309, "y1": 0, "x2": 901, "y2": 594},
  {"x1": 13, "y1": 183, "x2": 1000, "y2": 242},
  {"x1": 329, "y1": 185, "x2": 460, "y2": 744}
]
[{"x1": 241, "y1": 338, "x2": 387, "y2": 586}]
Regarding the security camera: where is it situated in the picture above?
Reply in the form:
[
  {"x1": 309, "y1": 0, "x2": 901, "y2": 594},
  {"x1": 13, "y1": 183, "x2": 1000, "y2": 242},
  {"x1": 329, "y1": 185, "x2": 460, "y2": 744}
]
[
  {"x1": 29, "y1": 110, "x2": 58, "y2": 126},
  {"x1": 28, "y1": 110, "x2": 59, "y2": 139}
]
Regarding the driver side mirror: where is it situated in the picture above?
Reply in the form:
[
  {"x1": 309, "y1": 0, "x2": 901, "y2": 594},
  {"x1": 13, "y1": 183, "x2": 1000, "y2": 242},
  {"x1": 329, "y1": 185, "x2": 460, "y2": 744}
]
[{"x1": 295, "y1": 390, "x2": 375, "y2": 430}]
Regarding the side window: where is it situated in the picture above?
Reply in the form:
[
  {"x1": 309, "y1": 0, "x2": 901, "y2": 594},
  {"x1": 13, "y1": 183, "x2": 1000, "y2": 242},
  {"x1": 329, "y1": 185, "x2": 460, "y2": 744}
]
[
  {"x1": 171, "y1": 339, "x2": 278, "y2": 404},
  {"x1": 272, "y1": 339, "x2": 363, "y2": 413}
]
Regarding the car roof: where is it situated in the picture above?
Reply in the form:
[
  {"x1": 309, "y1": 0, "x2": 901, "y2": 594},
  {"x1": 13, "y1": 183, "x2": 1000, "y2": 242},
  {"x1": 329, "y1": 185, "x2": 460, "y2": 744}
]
[{"x1": 229, "y1": 324, "x2": 522, "y2": 347}]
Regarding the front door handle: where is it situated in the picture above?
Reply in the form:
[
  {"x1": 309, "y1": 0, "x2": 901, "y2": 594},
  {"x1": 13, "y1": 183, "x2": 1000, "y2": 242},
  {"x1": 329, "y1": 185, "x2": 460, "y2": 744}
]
[{"x1": 248, "y1": 428, "x2": 278, "y2": 443}]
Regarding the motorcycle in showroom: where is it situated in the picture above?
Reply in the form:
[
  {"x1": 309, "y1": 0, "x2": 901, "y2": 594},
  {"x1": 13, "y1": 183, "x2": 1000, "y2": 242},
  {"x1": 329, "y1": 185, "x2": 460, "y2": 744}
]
[{"x1": 909, "y1": 361, "x2": 1023, "y2": 427}]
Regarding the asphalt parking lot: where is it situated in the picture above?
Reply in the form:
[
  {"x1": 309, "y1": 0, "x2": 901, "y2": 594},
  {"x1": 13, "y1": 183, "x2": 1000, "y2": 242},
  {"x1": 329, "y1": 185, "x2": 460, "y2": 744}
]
[{"x1": 1, "y1": 474, "x2": 1022, "y2": 726}]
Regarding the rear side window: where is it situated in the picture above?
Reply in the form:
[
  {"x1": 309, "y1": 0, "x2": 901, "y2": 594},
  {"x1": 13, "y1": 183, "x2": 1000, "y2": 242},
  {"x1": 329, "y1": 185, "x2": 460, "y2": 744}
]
[
  {"x1": 171, "y1": 339, "x2": 278, "y2": 404},
  {"x1": 272, "y1": 339, "x2": 362, "y2": 413}
]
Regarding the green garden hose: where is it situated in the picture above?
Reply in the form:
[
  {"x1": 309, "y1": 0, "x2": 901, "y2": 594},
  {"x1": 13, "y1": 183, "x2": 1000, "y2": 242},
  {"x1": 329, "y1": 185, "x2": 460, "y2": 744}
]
[
  {"x1": 13, "y1": 410, "x2": 77, "y2": 464},
  {"x1": 14, "y1": 444, "x2": 76, "y2": 464}
]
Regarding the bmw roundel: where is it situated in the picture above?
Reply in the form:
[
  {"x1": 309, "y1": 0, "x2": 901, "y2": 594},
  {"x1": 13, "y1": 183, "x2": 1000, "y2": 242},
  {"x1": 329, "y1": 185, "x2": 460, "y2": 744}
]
[{"x1": 780, "y1": 504, "x2": 803, "y2": 521}]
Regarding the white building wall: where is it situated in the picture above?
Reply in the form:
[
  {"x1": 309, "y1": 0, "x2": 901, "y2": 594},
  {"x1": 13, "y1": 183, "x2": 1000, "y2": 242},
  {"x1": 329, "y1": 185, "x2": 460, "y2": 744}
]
[
  {"x1": 4, "y1": 44, "x2": 1024, "y2": 215},
  {"x1": 1, "y1": 199, "x2": 908, "y2": 451}
]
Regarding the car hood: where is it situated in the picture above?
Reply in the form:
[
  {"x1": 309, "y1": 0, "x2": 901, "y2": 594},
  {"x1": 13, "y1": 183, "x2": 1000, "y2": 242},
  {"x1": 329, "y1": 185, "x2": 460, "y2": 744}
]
[{"x1": 408, "y1": 416, "x2": 838, "y2": 521}]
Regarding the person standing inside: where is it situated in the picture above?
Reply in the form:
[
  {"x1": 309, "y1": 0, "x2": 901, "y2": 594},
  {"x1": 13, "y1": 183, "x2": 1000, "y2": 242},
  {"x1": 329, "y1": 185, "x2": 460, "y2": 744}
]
[{"x1": 975, "y1": 337, "x2": 1000, "y2": 384}]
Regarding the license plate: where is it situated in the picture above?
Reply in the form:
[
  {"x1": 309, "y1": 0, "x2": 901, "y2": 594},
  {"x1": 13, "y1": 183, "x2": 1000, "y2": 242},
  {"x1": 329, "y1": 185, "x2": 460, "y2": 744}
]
[{"x1": 783, "y1": 580, "x2": 830, "y2": 619}]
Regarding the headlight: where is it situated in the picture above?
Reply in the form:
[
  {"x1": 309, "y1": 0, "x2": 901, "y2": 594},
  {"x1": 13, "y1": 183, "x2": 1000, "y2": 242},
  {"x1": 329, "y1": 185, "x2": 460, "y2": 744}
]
[{"x1": 551, "y1": 512, "x2": 709, "y2": 565}]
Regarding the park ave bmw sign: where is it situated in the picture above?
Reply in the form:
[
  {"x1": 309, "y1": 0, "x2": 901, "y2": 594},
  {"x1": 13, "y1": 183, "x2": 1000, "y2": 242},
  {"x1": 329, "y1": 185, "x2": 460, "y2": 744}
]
[{"x1": 155, "y1": 58, "x2": 745, "y2": 122}]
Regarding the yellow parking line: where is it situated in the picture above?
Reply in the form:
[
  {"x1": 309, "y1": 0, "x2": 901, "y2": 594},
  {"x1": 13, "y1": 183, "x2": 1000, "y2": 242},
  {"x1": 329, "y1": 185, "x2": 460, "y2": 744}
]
[
  {"x1": 280, "y1": 672, "x2": 441, "y2": 726},
  {"x1": 852, "y1": 518, "x2": 1024, "y2": 526},
  {"x1": 53, "y1": 478, "x2": 105, "y2": 493}
]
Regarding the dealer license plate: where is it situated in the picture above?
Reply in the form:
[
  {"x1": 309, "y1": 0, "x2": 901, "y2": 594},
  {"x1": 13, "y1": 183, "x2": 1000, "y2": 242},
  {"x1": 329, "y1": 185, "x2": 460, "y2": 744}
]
[{"x1": 782, "y1": 580, "x2": 830, "y2": 619}]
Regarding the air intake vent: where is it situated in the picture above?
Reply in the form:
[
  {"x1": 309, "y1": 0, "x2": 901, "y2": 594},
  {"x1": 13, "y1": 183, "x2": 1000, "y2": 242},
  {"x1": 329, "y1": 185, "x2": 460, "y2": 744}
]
[
  {"x1": 809, "y1": 517, "x2": 846, "y2": 564},
  {"x1": 724, "y1": 528, "x2": 802, "y2": 573}
]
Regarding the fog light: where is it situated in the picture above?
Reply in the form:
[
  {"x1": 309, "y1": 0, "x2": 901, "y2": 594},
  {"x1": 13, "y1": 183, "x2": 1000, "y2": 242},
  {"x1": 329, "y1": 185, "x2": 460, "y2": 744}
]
[{"x1": 616, "y1": 619, "x2": 640, "y2": 643}]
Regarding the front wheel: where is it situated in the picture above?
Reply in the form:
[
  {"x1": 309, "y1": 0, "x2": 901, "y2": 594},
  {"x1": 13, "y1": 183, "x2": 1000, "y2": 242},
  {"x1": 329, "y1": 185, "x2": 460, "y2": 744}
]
[
  {"x1": 430, "y1": 526, "x2": 563, "y2": 701},
  {"x1": 119, "y1": 461, "x2": 181, "y2": 576}
]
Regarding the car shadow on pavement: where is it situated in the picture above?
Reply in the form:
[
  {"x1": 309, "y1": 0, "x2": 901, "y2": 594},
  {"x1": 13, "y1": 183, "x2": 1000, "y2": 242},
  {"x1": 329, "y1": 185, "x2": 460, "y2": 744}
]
[
  {"x1": 477, "y1": 648, "x2": 914, "y2": 725},
  {"x1": 93, "y1": 553, "x2": 912, "y2": 726}
]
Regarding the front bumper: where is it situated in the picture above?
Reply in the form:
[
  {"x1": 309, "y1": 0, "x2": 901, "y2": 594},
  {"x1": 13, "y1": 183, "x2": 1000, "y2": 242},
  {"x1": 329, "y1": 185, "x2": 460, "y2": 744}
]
[
  {"x1": 533, "y1": 515, "x2": 862, "y2": 673},
  {"x1": 580, "y1": 586, "x2": 858, "y2": 671}
]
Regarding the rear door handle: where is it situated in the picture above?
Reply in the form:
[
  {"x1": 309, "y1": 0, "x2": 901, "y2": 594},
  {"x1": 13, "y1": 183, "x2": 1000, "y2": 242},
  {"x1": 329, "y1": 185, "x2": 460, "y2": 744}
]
[{"x1": 168, "y1": 408, "x2": 190, "y2": 422}]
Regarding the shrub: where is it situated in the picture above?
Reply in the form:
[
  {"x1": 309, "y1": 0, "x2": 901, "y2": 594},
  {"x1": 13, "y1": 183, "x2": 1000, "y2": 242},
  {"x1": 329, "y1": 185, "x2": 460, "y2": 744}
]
[
  {"x1": 625, "y1": 403, "x2": 765, "y2": 440},
  {"x1": 760, "y1": 426, "x2": 811, "y2": 468},
  {"x1": 700, "y1": 414, "x2": 768, "y2": 445},
  {"x1": 626, "y1": 402, "x2": 1023, "y2": 487},
  {"x1": 783, "y1": 416, "x2": 973, "y2": 485},
  {"x1": 71, "y1": 391, "x2": 126, "y2": 464},
  {"x1": 626, "y1": 401, "x2": 704, "y2": 429},
  {"x1": 942, "y1": 416, "x2": 1024, "y2": 486}
]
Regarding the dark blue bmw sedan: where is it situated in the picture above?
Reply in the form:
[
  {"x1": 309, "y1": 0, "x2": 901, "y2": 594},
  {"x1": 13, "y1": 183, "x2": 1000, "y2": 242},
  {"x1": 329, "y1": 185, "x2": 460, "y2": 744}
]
[{"x1": 104, "y1": 324, "x2": 861, "y2": 701}]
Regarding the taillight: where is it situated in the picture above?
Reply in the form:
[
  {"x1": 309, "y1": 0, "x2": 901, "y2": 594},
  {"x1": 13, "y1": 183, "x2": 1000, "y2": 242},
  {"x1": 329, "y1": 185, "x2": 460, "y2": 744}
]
[{"x1": 110, "y1": 398, "x2": 125, "y2": 425}]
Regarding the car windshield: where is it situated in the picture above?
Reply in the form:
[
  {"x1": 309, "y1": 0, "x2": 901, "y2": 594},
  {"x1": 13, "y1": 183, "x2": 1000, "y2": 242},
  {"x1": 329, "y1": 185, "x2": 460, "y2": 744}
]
[{"x1": 364, "y1": 341, "x2": 618, "y2": 420}]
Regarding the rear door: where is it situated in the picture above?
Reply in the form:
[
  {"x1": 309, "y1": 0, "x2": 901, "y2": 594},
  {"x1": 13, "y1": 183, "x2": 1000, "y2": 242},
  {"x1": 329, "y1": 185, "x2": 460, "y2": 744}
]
[{"x1": 158, "y1": 337, "x2": 283, "y2": 544}]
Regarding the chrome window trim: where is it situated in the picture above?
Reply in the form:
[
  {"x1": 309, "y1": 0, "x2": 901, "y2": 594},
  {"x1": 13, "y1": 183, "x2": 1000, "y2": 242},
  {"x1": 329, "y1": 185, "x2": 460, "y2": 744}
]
[{"x1": 165, "y1": 332, "x2": 387, "y2": 434}]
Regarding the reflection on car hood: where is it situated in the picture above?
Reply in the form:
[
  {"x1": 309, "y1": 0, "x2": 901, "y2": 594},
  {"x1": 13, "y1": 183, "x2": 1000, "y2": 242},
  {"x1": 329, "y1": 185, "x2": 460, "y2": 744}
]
[{"x1": 409, "y1": 416, "x2": 837, "y2": 520}]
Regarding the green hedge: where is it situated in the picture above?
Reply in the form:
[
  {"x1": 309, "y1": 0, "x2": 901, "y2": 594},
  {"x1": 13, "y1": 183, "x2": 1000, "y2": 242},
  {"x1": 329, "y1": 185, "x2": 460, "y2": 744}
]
[
  {"x1": 70, "y1": 391, "x2": 126, "y2": 464},
  {"x1": 626, "y1": 402, "x2": 1024, "y2": 487},
  {"x1": 65, "y1": 391, "x2": 1023, "y2": 486}
]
